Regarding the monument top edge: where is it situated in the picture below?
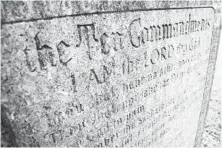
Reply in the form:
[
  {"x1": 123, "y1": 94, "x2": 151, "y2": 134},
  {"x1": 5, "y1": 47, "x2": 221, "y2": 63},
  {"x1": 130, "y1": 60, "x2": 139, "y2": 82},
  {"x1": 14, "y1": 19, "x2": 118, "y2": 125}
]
[{"x1": 1, "y1": 1, "x2": 218, "y2": 25}]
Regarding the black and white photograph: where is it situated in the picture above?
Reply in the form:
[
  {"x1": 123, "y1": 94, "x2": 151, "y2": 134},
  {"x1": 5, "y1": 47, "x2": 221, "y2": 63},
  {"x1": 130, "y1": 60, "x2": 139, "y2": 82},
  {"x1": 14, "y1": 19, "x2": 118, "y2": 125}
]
[{"x1": 1, "y1": 1, "x2": 221, "y2": 147}]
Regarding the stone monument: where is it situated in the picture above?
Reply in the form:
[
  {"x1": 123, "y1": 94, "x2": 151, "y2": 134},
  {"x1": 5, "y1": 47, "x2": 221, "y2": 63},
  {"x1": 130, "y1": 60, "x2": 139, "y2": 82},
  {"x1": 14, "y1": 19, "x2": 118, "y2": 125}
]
[{"x1": 1, "y1": 1, "x2": 221, "y2": 147}]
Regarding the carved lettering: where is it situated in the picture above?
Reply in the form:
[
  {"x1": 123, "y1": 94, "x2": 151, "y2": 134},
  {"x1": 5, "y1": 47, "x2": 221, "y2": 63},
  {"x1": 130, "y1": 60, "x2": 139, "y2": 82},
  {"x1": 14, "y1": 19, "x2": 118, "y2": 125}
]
[
  {"x1": 15, "y1": 9, "x2": 214, "y2": 147},
  {"x1": 34, "y1": 32, "x2": 57, "y2": 70},
  {"x1": 71, "y1": 73, "x2": 77, "y2": 93},
  {"x1": 162, "y1": 24, "x2": 172, "y2": 39},
  {"x1": 100, "y1": 33, "x2": 111, "y2": 54},
  {"x1": 90, "y1": 65, "x2": 112, "y2": 84},
  {"x1": 128, "y1": 18, "x2": 141, "y2": 48},
  {"x1": 57, "y1": 41, "x2": 72, "y2": 66},
  {"x1": 76, "y1": 23, "x2": 99, "y2": 60},
  {"x1": 112, "y1": 32, "x2": 124, "y2": 51},
  {"x1": 150, "y1": 48, "x2": 160, "y2": 64},
  {"x1": 23, "y1": 47, "x2": 37, "y2": 72}
]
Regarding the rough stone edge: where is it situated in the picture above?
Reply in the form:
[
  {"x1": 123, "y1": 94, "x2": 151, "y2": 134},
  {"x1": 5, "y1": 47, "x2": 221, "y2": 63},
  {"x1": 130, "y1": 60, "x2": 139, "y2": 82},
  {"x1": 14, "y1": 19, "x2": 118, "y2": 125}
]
[
  {"x1": 0, "y1": 1, "x2": 214, "y2": 25},
  {"x1": 194, "y1": 4, "x2": 221, "y2": 146}
]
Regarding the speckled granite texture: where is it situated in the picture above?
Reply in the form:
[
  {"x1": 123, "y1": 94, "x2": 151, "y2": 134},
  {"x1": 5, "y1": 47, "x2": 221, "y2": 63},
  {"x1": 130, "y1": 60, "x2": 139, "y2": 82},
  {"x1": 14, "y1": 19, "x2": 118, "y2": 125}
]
[{"x1": 1, "y1": 1, "x2": 221, "y2": 147}]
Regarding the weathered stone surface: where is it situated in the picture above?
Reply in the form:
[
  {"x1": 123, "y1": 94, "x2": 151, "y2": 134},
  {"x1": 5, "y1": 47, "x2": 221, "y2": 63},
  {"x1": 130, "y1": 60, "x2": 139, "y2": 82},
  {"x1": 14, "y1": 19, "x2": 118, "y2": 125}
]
[{"x1": 1, "y1": 1, "x2": 221, "y2": 147}]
